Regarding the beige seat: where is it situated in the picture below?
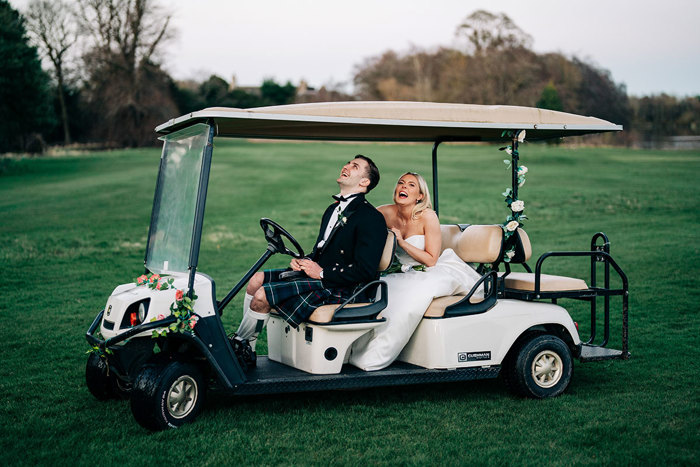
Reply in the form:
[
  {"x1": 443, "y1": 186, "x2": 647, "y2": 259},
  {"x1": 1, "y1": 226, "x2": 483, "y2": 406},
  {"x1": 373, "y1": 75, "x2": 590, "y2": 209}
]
[
  {"x1": 502, "y1": 272, "x2": 588, "y2": 292},
  {"x1": 307, "y1": 230, "x2": 395, "y2": 324},
  {"x1": 503, "y1": 229, "x2": 589, "y2": 293},
  {"x1": 423, "y1": 224, "x2": 503, "y2": 318}
]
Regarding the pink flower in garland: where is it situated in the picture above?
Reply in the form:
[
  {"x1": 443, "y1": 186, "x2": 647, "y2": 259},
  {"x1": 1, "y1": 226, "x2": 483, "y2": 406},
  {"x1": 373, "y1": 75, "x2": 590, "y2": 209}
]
[
  {"x1": 189, "y1": 316, "x2": 199, "y2": 329},
  {"x1": 175, "y1": 289, "x2": 184, "y2": 301}
]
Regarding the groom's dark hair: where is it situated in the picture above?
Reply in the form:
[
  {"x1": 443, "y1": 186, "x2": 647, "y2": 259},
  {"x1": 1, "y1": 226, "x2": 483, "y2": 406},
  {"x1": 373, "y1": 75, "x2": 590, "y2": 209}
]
[{"x1": 355, "y1": 154, "x2": 380, "y2": 193}]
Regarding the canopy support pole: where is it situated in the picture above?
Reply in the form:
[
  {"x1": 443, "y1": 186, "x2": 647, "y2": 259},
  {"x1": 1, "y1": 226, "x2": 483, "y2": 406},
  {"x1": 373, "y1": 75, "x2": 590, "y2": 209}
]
[
  {"x1": 432, "y1": 140, "x2": 441, "y2": 216},
  {"x1": 511, "y1": 134, "x2": 520, "y2": 202}
]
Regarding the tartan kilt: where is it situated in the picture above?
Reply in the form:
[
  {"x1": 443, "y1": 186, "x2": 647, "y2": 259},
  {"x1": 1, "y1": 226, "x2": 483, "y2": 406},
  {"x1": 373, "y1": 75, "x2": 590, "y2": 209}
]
[{"x1": 262, "y1": 269, "x2": 362, "y2": 328}]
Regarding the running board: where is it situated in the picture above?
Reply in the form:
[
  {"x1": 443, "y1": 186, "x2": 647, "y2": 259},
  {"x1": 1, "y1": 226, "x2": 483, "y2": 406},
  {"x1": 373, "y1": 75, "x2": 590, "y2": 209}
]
[
  {"x1": 231, "y1": 357, "x2": 501, "y2": 396},
  {"x1": 579, "y1": 344, "x2": 629, "y2": 362}
]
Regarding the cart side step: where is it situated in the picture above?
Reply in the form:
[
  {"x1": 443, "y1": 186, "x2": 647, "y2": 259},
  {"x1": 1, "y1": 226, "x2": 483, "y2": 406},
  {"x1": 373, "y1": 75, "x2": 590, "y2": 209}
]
[
  {"x1": 231, "y1": 357, "x2": 501, "y2": 396},
  {"x1": 579, "y1": 344, "x2": 628, "y2": 362}
]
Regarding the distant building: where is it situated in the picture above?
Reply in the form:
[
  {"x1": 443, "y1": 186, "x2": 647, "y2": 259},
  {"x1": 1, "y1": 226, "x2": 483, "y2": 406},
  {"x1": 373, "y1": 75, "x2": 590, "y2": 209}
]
[
  {"x1": 229, "y1": 75, "x2": 261, "y2": 96},
  {"x1": 295, "y1": 79, "x2": 355, "y2": 104}
]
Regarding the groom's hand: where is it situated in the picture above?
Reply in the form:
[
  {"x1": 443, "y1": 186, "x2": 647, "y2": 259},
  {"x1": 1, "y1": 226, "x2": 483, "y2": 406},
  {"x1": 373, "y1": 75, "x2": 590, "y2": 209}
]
[
  {"x1": 290, "y1": 258, "x2": 303, "y2": 271},
  {"x1": 299, "y1": 259, "x2": 323, "y2": 279}
]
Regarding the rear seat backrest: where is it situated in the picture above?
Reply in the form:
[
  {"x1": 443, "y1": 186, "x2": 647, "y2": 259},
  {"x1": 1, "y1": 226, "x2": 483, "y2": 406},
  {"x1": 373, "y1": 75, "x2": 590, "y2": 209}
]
[
  {"x1": 511, "y1": 229, "x2": 533, "y2": 263},
  {"x1": 440, "y1": 225, "x2": 463, "y2": 253},
  {"x1": 440, "y1": 224, "x2": 503, "y2": 264}
]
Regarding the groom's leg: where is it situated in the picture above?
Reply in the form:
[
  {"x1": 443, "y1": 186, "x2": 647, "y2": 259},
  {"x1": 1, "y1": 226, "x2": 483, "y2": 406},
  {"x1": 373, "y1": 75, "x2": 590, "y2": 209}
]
[{"x1": 236, "y1": 272, "x2": 270, "y2": 351}]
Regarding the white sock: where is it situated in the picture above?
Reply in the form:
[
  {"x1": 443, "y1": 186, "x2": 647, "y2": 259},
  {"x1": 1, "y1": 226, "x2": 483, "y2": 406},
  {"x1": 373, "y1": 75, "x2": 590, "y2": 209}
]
[
  {"x1": 236, "y1": 295, "x2": 269, "y2": 351},
  {"x1": 243, "y1": 292, "x2": 253, "y2": 315}
]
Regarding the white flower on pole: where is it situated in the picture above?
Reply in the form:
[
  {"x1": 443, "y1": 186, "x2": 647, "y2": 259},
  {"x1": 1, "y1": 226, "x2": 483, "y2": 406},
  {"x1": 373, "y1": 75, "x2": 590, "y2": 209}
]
[
  {"x1": 511, "y1": 200, "x2": 525, "y2": 212},
  {"x1": 518, "y1": 166, "x2": 528, "y2": 175},
  {"x1": 518, "y1": 130, "x2": 526, "y2": 142},
  {"x1": 506, "y1": 220, "x2": 519, "y2": 232}
]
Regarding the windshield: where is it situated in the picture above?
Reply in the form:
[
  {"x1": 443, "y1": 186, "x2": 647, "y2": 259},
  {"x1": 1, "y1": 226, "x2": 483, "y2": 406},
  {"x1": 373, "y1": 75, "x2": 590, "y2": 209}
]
[{"x1": 145, "y1": 123, "x2": 211, "y2": 274}]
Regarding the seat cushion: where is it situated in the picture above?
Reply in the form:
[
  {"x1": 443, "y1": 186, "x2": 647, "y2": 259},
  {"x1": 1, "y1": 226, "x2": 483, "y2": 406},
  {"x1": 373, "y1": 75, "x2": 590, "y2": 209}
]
[
  {"x1": 424, "y1": 294, "x2": 484, "y2": 318},
  {"x1": 503, "y1": 272, "x2": 588, "y2": 292},
  {"x1": 308, "y1": 303, "x2": 369, "y2": 323}
]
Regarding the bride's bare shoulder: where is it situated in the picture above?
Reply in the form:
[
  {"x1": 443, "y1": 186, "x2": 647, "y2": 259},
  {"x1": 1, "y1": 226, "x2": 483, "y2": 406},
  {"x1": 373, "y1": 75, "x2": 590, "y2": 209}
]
[
  {"x1": 419, "y1": 208, "x2": 439, "y2": 224},
  {"x1": 377, "y1": 204, "x2": 397, "y2": 216}
]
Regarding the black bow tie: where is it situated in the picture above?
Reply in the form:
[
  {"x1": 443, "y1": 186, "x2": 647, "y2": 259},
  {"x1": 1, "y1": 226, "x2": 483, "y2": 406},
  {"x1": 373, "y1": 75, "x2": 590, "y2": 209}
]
[{"x1": 332, "y1": 193, "x2": 361, "y2": 202}]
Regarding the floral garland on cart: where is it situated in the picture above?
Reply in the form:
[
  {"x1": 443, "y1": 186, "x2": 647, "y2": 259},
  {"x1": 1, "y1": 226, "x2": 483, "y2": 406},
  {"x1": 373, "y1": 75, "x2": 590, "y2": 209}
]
[
  {"x1": 135, "y1": 273, "x2": 199, "y2": 336},
  {"x1": 499, "y1": 130, "x2": 528, "y2": 262}
]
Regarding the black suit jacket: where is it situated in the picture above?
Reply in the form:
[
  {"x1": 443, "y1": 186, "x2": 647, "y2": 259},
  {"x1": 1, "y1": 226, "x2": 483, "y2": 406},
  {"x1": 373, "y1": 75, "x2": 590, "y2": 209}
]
[{"x1": 309, "y1": 194, "x2": 387, "y2": 289}]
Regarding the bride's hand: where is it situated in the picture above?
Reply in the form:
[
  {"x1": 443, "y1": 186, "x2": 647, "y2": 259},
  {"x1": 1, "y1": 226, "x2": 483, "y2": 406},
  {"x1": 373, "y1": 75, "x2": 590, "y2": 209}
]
[{"x1": 390, "y1": 227, "x2": 404, "y2": 243}]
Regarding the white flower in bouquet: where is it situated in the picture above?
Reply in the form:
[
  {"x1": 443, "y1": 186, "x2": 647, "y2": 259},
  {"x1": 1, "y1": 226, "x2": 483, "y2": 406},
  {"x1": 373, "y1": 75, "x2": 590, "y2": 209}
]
[
  {"x1": 511, "y1": 200, "x2": 525, "y2": 212},
  {"x1": 506, "y1": 220, "x2": 519, "y2": 232},
  {"x1": 506, "y1": 250, "x2": 515, "y2": 259},
  {"x1": 401, "y1": 264, "x2": 411, "y2": 273}
]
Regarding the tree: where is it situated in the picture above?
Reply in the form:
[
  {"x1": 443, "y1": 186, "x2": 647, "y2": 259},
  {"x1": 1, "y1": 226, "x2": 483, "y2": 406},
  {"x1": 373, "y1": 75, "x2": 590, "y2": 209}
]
[
  {"x1": 260, "y1": 79, "x2": 296, "y2": 106},
  {"x1": 0, "y1": 0, "x2": 55, "y2": 153},
  {"x1": 76, "y1": 0, "x2": 177, "y2": 146},
  {"x1": 455, "y1": 10, "x2": 533, "y2": 54},
  {"x1": 536, "y1": 82, "x2": 563, "y2": 111},
  {"x1": 24, "y1": 0, "x2": 78, "y2": 145}
]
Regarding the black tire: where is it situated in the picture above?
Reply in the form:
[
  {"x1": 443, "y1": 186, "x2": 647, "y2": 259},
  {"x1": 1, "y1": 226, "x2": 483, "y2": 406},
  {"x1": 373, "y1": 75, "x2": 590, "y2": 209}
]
[
  {"x1": 86, "y1": 352, "x2": 117, "y2": 400},
  {"x1": 130, "y1": 361, "x2": 206, "y2": 431},
  {"x1": 503, "y1": 334, "x2": 573, "y2": 398}
]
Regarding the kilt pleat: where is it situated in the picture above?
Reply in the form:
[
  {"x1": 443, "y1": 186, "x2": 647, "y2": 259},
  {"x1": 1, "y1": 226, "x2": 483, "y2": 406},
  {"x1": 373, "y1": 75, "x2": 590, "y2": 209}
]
[{"x1": 262, "y1": 269, "x2": 360, "y2": 328}]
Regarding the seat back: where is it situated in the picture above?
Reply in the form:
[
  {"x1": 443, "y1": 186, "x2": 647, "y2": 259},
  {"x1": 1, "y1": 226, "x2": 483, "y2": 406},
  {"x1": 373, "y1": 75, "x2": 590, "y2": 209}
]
[
  {"x1": 440, "y1": 224, "x2": 503, "y2": 264},
  {"x1": 508, "y1": 229, "x2": 532, "y2": 264},
  {"x1": 378, "y1": 230, "x2": 396, "y2": 272}
]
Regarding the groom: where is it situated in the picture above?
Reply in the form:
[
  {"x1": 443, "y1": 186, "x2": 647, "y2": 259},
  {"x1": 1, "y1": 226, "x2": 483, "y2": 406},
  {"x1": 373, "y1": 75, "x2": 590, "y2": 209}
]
[{"x1": 236, "y1": 155, "x2": 387, "y2": 352}]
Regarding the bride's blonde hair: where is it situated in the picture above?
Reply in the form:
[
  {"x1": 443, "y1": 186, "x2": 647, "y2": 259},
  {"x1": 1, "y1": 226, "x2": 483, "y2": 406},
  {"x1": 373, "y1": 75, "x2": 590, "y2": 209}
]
[{"x1": 394, "y1": 172, "x2": 433, "y2": 219}]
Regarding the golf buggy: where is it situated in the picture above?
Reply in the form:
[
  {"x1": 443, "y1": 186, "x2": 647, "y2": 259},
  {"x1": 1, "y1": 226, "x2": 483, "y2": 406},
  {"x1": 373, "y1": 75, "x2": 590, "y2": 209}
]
[{"x1": 85, "y1": 102, "x2": 630, "y2": 431}]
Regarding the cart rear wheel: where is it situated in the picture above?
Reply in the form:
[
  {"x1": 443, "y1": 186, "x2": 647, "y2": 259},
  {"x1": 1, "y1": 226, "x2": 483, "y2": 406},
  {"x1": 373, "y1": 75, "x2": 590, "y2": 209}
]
[
  {"x1": 130, "y1": 361, "x2": 205, "y2": 431},
  {"x1": 504, "y1": 334, "x2": 573, "y2": 398}
]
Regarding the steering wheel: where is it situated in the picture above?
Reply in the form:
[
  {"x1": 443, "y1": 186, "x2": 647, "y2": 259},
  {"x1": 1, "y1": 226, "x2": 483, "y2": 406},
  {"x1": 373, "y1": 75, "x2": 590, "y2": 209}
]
[{"x1": 259, "y1": 218, "x2": 305, "y2": 259}]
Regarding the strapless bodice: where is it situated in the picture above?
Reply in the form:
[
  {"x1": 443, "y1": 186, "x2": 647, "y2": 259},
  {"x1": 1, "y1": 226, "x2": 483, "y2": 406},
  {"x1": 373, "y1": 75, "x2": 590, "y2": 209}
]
[{"x1": 395, "y1": 235, "x2": 425, "y2": 266}]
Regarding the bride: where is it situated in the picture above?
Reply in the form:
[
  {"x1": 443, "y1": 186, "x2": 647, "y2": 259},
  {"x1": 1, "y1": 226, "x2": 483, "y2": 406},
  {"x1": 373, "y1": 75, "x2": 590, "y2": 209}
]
[{"x1": 349, "y1": 171, "x2": 482, "y2": 371}]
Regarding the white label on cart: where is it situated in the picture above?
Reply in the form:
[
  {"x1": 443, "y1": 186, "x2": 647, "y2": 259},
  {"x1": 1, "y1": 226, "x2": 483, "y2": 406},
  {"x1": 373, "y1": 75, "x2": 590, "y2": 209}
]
[{"x1": 458, "y1": 351, "x2": 491, "y2": 362}]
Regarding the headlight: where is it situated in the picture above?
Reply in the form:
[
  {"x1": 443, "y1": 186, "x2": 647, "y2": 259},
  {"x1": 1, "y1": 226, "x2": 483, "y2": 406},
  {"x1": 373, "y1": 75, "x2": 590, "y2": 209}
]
[
  {"x1": 121, "y1": 299, "x2": 150, "y2": 329},
  {"x1": 138, "y1": 302, "x2": 147, "y2": 322}
]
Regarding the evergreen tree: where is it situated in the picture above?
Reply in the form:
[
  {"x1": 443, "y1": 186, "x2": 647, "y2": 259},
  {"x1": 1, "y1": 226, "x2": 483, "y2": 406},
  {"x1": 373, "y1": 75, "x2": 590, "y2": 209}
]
[
  {"x1": 536, "y1": 82, "x2": 563, "y2": 111},
  {"x1": 0, "y1": 0, "x2": 55, "y2": 152}
]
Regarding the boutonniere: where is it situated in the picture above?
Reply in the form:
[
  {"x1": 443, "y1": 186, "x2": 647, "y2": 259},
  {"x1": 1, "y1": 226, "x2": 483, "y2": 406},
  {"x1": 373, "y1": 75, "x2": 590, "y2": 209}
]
[{"x1": 337, "y1": 211, "x2": 347, "y2": 225}]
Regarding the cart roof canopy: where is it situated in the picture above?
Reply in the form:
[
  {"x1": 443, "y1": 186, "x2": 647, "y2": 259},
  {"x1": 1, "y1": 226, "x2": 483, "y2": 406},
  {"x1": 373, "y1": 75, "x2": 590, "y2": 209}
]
[{"x1": 155, "y1": 101, "x2": 621, "y2": 142}]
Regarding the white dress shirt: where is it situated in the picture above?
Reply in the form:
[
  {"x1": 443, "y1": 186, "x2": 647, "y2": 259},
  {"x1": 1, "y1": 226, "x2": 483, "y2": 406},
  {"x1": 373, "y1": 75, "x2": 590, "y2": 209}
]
[{"x1": 317, "y1": 193, "x2": 361, "y2": 249}]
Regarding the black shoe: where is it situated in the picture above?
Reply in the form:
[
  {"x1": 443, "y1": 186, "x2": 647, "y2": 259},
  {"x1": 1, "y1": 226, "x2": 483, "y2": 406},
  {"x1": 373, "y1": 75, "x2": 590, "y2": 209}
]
[{"x1": 230, "y1": 334, "x2": 257, "y2": 371}]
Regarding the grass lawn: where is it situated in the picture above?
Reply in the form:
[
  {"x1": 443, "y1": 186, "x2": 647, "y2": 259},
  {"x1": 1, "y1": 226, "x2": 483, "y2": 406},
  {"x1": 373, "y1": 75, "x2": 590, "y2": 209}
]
[{"x1": 0, "y1": 140, "x2": 698, "y2": 465}]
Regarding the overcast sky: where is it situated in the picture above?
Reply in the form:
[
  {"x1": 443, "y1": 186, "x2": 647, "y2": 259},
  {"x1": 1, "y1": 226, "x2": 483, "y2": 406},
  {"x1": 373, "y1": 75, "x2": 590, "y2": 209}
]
[{"x1": 13, "y1": 0, "x2": 700, "y2": 97}]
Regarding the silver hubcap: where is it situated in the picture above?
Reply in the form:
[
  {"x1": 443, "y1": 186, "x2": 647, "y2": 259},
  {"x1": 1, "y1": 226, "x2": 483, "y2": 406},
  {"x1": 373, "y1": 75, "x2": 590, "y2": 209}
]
[
  {"x1": 531, "y1": 350, "x2": 563, "y2": 388},
  {"x1": 167, "y1": 375, "x2": 198, "y2": 419}
]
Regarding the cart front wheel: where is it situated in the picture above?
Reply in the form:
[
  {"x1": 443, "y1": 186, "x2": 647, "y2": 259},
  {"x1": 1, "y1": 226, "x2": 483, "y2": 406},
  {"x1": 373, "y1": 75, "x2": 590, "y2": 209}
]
[
  {"x1": 504, "y1": 334, "x2": 573, "y2": 398},
  {"x1": 130, "y1": 361, "x2": 206, "y2": 431}
]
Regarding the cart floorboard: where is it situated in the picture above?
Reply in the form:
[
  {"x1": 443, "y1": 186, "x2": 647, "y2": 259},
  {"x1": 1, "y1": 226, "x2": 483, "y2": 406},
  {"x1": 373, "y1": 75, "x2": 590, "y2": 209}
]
[{"x1": 231, "y1": 357, "x2": 501, "y2": 395}]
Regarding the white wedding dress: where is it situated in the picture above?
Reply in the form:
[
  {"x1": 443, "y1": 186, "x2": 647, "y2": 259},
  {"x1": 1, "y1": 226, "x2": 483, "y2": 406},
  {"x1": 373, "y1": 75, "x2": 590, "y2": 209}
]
[{"x1": 349, "y1": 235, "x2": 483, "y2": 371}]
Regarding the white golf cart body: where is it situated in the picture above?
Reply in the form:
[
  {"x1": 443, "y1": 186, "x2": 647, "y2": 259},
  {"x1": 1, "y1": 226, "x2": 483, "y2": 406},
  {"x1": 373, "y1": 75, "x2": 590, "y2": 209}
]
[{"x1": 86, "y1": 101, "x2": 629, "y2": 430}]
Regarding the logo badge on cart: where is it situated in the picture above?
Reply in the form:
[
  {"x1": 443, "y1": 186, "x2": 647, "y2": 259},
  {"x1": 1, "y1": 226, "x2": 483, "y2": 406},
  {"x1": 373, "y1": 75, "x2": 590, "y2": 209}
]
[
  {"x1": 458, "y1": 351, "x2": 491, "y2": 362},
  {"x1": 106, "y1": 305, "x2": 112, "y2": 317}
]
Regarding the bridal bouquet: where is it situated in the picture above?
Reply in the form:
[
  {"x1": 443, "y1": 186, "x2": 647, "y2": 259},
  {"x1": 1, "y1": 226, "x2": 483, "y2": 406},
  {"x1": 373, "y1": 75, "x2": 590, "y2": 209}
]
[{"x1": 382, "y1": 256, "x2": 426, "y2": 275}]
